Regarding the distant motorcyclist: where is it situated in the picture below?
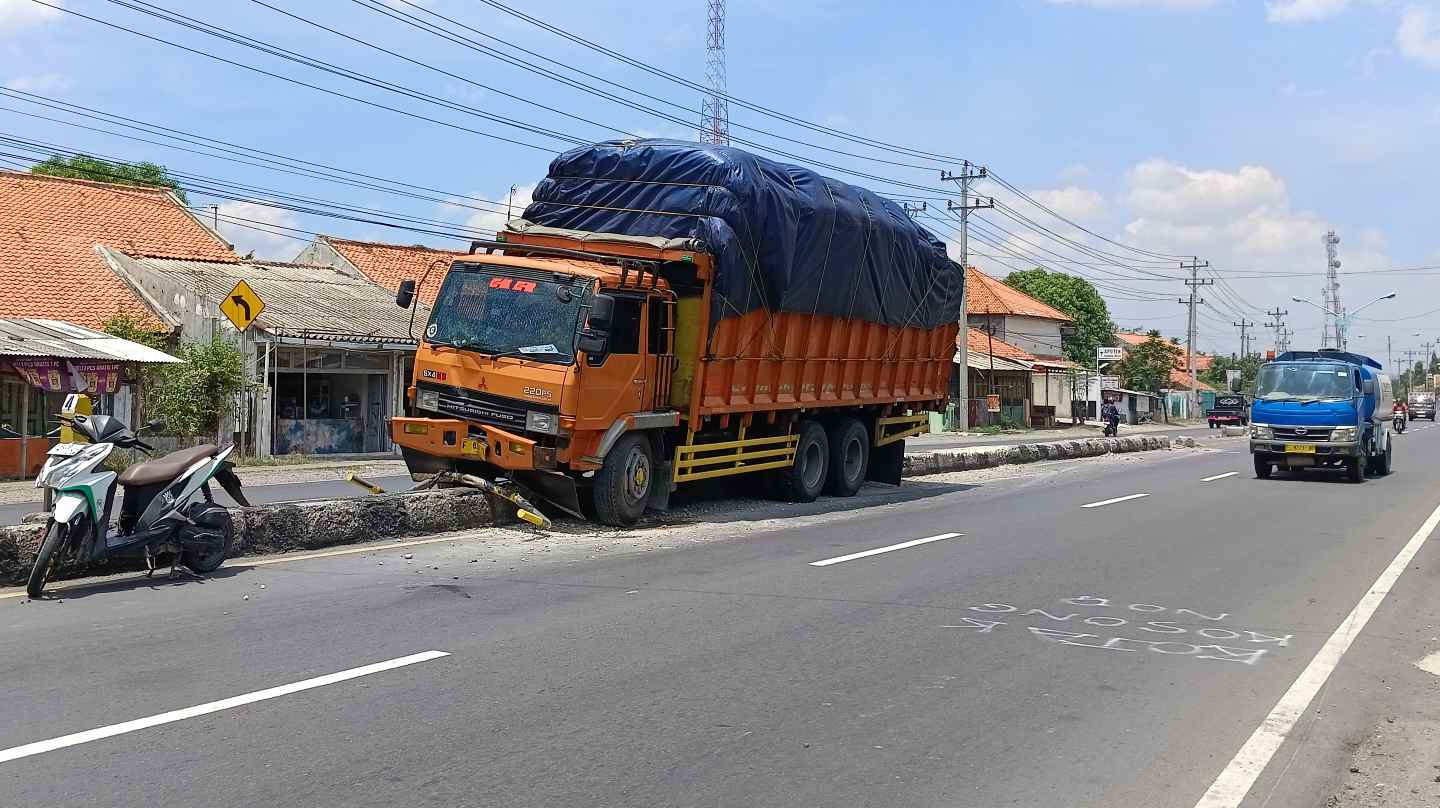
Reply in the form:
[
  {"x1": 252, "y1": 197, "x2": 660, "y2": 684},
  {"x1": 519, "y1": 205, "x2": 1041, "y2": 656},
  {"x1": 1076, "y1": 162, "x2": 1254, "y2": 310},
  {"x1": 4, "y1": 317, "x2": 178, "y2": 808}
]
[
  {"x1": 1102, "y1": 399, "x2": 1121, "y2": 437},
  {"x1": 1394, "y1": 399, "x2": 1408, "y2": 433}
]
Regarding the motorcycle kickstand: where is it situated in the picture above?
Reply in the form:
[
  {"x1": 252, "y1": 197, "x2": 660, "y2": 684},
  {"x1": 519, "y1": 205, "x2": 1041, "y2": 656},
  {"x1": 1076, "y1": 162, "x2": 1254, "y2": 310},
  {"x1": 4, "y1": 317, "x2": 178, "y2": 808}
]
[{"x1": 144, "y1": 547, "x2": 157, "y2": 578}]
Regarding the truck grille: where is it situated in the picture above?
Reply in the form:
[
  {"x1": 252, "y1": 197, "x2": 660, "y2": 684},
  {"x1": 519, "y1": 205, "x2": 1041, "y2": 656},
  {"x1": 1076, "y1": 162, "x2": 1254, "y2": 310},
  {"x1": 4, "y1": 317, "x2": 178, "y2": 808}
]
[
  {"x1": 1271, "y1": 426, "x2": 1332, "y2": 441},
  {"x1": 418, "y1": 382, "x2": 554, "y2": 431}
]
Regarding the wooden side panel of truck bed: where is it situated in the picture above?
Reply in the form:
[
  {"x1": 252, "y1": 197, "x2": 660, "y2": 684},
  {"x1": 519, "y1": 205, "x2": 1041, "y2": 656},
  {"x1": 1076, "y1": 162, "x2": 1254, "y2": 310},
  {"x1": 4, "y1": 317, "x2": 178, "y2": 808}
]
[{"x1": 694, "y1": 307, "x2": 956, "y2": 418}]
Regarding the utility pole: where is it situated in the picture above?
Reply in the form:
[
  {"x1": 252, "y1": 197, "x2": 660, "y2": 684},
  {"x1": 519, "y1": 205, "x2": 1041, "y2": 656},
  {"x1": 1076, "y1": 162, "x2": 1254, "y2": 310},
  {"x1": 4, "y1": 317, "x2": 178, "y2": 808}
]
[
  {"x1": 506, "y1": 184, "x2": 517, "y2": 222},
  {"x1": 1233, "y1": 319, "x2": 1255, "y2": 359},
  {"x1": 941, "y1": 164, "x2": 993, "y2": 422},
  {"x1": 902, "y1": 201, "x2": 927, "y2": 219},
  {"x1": 1387, "y1": 335, "x2": 1393, "y2": 382},
  {"x1": 1180, "y1": 257, "x2": 1213, "y2": 411},
  {"x1": 1265, "y1": 307, "x2": 1289, "y2": 355},
  {"x1": 1424, "y1": 342, "x2": 1436, "y2": 391}
]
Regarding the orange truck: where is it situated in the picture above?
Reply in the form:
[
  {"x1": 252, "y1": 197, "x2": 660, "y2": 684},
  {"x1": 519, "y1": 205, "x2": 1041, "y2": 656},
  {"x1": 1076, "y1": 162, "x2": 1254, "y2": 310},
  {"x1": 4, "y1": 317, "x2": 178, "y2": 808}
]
[{"x1": 390, "y1": 141, "x2": 964, "y2": 525}]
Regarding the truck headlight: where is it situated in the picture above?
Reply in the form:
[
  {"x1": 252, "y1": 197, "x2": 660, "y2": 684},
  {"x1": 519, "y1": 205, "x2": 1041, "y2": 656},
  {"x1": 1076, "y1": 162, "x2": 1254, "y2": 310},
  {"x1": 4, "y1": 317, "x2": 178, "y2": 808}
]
[
  {"x1": 416, "y1": 389, "x2": 440, "y2": 412},
  {"x1": 526, "y1": 411, "x2": 558, "y2": 435},
  {"x1": 1250, "y1": 423, "x2": 1273, "y2": 439},
  {"x1": 1330, "y1": 426, "x2": 1357, "y2": 442}
]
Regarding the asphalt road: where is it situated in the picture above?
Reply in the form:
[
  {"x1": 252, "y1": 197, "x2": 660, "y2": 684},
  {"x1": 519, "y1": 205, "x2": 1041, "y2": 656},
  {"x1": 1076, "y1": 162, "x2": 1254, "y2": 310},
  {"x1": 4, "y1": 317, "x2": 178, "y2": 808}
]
[
  {"x1": 0, "y1": 474, "x2": 416, "y2": 525},
  {"x1": 5, "y1": 425, "x2": 1440, "y2": 807}
]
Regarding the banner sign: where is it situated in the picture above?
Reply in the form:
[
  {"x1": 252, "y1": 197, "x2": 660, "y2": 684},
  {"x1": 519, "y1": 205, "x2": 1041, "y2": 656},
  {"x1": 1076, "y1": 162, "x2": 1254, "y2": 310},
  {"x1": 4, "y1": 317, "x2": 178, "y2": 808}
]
[{"x1": 4, "y1": 359, "x2": 123, "y2": 393}]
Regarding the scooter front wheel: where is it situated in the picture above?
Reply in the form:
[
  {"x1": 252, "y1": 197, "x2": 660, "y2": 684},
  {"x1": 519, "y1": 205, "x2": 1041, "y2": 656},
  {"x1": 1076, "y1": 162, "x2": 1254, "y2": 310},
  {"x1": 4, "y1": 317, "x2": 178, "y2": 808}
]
[{"x1": 26, "y1": 521, "x2": 67, "y2": 598}]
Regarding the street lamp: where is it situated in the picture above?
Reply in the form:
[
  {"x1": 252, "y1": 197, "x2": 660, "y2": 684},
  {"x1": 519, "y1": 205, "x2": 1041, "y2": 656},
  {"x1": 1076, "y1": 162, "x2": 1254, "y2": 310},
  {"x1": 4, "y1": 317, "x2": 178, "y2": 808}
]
[{"x1": 1290, "y1": 292, "x2": 1396, "y2": 349}]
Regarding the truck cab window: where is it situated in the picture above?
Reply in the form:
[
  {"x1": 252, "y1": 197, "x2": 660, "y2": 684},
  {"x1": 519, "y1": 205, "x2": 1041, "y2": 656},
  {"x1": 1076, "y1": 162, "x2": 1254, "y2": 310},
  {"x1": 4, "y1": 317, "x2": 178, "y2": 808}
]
[{"x1": 608, "y1": 298, "x2": 642, "y2": 355}]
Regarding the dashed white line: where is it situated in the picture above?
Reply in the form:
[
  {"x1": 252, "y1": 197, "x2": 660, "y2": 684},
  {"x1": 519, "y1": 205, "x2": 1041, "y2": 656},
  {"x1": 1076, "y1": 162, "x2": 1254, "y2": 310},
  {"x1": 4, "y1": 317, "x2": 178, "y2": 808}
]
[
  {"x1": 1080, "y1": 493, "x2": 1150, "y2": 509},
  {"x1": 809, "y1": 533, "x2": 961, "y2": 567},
  {"x1": 0, "y1": 651, "x2": 450, "y2": 765},
  {"x1": 1192, "y1": 496, "x2": 1440, "y2": 808},
  {"x1": 1201, "y1": 472, "x2": 1239, "y2": 482}
]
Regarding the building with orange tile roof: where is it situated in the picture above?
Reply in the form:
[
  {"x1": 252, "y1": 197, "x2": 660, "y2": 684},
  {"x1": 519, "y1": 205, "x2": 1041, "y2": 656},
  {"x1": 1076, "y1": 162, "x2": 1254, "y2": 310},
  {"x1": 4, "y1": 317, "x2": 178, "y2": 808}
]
[{"x1": 293, "y1": 236, "x2": 470, "y2": 307}]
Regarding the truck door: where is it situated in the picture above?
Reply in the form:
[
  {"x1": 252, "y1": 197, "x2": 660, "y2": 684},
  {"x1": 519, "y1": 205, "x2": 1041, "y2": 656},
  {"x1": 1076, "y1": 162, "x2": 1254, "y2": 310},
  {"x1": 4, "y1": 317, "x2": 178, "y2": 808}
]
[{"x1": 576, "y1": 296, "x2": 647, "y2": 431}]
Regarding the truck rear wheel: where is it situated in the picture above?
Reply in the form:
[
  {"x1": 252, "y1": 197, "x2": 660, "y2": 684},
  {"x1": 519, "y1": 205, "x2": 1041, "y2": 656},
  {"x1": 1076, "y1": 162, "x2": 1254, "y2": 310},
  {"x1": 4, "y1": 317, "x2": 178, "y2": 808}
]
[
  {"x1": 824, "y1": 418, "x2": 869, "y2": 497},
  {"x1": 776, "y1": 420, "x2": 829, "y2": 503},
  {"x1": 593, "y1": 433, "x2": 654, "y2": 527}
]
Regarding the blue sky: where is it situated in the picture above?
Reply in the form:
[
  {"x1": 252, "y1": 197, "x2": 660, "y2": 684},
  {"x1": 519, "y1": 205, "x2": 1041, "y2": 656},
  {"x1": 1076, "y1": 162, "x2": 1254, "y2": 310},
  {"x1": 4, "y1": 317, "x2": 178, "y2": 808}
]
[{"x1": 2, "y1": 0, "x2": 1438, "y2": 360}]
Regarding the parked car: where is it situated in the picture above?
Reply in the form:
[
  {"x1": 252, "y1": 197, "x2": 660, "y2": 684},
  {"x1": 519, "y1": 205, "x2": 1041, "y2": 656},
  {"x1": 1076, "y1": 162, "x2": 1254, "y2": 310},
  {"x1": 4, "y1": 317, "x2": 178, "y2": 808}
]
[{"x1": 1408, "y1": 392, "x2": 1436, "y2": 421}]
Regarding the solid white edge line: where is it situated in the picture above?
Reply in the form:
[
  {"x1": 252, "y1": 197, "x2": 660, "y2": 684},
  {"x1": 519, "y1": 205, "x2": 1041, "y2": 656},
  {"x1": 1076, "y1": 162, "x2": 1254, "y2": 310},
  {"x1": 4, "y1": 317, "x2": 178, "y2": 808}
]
[
  {"x1": 809, "y1": 533, "x2": 961, "y2": 567},
  {"x1": 1193, "y1": 497, "x2": 1440, "y2": 807},
  {"x1": 1080, "y1": 493, "x2": 1150, "y2": 509},
  {"x1": 1201, "y1": 472, "x2": 1240, "y2": 482},
  {"x1": 0, "y1": 651, "x2": 450, "y2": 765}
]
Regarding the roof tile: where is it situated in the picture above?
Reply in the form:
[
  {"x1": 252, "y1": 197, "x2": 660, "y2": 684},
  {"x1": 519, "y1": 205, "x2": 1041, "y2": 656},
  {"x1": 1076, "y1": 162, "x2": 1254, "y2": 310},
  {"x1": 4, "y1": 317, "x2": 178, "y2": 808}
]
[
  {"x1": 321, "y1": 237, "x2": 469, "y2": 307},
  {"x1": 966, "y1": 267, "x2": 1072, "y2": 321},
  {"x1": 964, "y1": 326, "x2": 1036, "y2": 362},
  {"x1": 0, "y1": 171, "x2": 237, "y2": 329}
]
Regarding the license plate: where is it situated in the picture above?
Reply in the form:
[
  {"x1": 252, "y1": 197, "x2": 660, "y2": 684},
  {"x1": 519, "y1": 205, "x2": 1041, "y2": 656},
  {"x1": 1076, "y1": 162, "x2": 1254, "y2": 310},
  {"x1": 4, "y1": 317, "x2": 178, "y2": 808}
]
[
  {"x1": 460, "y1": 437, "x2": 487, "y2": 456},
  {"x1": 1284, "y1": 443, "x2": 1317, "y2": 454}
]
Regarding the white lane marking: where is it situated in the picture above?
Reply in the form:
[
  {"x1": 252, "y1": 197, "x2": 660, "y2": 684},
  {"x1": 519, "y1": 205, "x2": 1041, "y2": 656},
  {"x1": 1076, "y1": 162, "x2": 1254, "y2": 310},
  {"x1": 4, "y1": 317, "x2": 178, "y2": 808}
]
[
  {"x1": 1201, "y1": 472, "x2": 1239, "y2": 482},
  {"x1": 1081, "y1": 493, "x2": 1150, "y2": 509},
  {"x1": 0, "y1": 535, "x2": 467, "y2": 600},
  {"x1": 809, "y1": 533, "x2": 961, "y2": 567},
  {"x1": 0, "y1": 651, "x2": 449, "y2": 765},
  {"x1": 1192, "y1": 497, "x2": 1440, "y2": 808},
  {"x1": 1416, "y1": 651, "x2": 1440, "y2": 678}
]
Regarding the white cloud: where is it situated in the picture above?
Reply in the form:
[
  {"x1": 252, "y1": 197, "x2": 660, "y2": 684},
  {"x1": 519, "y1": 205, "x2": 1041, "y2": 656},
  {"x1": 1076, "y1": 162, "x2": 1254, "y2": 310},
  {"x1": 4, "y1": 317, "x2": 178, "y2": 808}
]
[
  {"x1": 0, "y1": 0, "x2": 60, "y2": 31},
  {"x1": 453, "y1": 182, "x2": 535, "y2": 237},
  {"x1": 1125, "y1": 159, "x2": 1288, "y2": 224},
  {"x1": 4, "y1": 73, "x2": 72, "y2": 94},
  {"x1": 1058, "y1": 163, "x2": 1091, "y2": 182},
  {"x1": 1266, "y1": 0, "x2": 1351, "y2": 22},
  {"x1": 214, "y1": 201, "x2": 305, "y2": 261},
  {"x1": 1028, "y1": 186, "x2": 1106, "y2": 221},
  {"x1": 1398, "y1": 5, "x2": 1440, "y2": 68},
  {"x1": 1045, "y1": 0, "x2": 1217, "y2": 9}
]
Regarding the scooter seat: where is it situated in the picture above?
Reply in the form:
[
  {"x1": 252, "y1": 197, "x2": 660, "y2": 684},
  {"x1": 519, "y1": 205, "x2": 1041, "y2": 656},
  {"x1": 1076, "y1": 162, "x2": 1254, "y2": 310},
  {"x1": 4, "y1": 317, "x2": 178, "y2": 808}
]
[{"x1": 118, "y1": 445, "x2": 219, "y2": 487}]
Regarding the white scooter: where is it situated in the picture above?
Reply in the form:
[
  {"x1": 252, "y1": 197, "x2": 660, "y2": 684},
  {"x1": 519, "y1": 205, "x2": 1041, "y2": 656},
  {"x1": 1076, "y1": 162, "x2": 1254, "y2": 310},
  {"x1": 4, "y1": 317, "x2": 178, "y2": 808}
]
[{"x1": 26, "y1": 412, "x2": 249, "y2": 598}]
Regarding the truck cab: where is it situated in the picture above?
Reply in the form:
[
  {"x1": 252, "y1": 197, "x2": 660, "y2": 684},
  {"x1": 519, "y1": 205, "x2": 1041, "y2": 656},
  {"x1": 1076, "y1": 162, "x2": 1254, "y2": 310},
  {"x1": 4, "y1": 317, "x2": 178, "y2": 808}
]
[{"x1": 1249, "y1": 349, "x2": 1393, "y2": 482}]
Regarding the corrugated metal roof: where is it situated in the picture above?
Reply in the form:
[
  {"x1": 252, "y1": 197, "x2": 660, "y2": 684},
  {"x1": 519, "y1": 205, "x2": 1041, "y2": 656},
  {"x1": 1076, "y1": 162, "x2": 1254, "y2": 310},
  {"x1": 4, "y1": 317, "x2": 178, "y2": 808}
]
[
  {"x1": 955, "y1": 350, "x2": 1031, "y2": 373},
  {"x1": 123, "y1": 256, "x2": 430, "y2": 344},
  {"x1": 0, "y1": 318, "x2": 180, "y2": 363}
]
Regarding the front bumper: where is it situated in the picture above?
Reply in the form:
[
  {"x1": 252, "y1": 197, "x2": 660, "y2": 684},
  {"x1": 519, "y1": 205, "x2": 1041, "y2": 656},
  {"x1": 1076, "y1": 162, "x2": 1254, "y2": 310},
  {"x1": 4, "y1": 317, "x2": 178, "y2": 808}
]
[
  {"x1": 1249, "y1": 439, "x2": 1360, "y2": 460},
  {"x1": 391, "y1": 417, "x2": 556, "y2": 472}
]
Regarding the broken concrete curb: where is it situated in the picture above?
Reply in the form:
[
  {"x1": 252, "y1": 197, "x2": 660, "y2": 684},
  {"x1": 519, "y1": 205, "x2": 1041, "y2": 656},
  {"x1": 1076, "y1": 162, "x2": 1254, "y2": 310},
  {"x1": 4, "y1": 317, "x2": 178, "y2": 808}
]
[{"x1": 0, "y1": 487, "x2": 505, "y2": 587}]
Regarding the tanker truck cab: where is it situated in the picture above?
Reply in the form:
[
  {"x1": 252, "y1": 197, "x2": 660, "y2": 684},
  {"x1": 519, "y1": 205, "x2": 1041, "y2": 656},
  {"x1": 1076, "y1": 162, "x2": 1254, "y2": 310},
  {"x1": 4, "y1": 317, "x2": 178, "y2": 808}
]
[
  {"x1": 1249, "y1": 349, "x2": 1393, "y2": 482},
  {"x1": 391, "y1": 238, "x2": 686, "y2": 523}
]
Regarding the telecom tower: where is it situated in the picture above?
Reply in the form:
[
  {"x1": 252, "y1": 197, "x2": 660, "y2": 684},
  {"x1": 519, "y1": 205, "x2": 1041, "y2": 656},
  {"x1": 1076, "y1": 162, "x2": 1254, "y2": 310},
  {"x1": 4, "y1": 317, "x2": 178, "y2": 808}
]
[
  {"x1": 699, "y1": 0, "x2": 730, "y2": 145},
  {"x1": 1322, "y1": 231, "x2": 1342, "y2": 348}
]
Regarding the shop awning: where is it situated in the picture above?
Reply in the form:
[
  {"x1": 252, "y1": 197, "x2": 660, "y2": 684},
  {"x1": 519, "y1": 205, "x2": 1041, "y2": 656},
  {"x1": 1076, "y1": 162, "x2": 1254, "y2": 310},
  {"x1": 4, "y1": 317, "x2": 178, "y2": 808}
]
[
  {"x1": 0, "y1": 319, "x2": 179, "y2": 363},
  {"x1": 956, "y1": 351, "x2": 1032, "y2": 373}
]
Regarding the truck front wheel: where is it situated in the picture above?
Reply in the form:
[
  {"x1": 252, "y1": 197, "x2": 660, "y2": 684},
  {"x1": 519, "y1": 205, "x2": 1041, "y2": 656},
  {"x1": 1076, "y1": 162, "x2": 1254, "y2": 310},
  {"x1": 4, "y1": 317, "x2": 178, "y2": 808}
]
[
  {"x1": 593, "y1": 433, "x2": 654, "y2": 527},
  {"x1": 1253, "y1": 455, "x2": 1272, "y2": 479},
  {"x1": 1346, "y1": 457, "x2": 1365, "y2": 483},
  {"x1": 776, "y1": 420, "x2": 829, "y2": 503}
]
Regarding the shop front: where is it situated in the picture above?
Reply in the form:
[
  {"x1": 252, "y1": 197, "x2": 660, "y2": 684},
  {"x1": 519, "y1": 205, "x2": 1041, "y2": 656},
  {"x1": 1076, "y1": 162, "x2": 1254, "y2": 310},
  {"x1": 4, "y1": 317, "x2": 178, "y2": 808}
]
[{"x1": 262, "y1": 343, "x2": 407, "y2": 455}]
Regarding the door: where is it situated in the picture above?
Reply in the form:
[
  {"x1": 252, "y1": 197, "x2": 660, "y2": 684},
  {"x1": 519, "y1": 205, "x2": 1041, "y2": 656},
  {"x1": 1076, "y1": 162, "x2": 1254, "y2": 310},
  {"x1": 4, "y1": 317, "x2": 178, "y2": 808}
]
[{"x1": 576, "y1": 296, "x2": 648, "y2": 431}]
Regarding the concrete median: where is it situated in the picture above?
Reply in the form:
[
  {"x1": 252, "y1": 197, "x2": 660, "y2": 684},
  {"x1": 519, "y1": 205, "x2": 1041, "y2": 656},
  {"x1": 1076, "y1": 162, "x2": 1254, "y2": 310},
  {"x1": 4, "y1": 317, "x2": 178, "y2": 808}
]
[{"x1": 1, "y1": 435, "x2": 1190, "y2": 587}]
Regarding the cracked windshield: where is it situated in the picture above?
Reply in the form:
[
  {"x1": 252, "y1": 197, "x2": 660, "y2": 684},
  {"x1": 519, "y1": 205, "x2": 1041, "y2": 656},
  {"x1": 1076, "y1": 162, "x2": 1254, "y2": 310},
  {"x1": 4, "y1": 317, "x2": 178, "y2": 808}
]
[{"x1": 427, "y1": 268, "x2": 589, "y2": 363}]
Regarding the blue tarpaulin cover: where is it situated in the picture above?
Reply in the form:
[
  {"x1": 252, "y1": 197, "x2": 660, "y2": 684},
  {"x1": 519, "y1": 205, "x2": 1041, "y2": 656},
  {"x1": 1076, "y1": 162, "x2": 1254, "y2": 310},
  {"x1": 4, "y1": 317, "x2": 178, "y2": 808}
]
[{"x1": 521, "y1": 140, "x2": 964, "y2": 329}]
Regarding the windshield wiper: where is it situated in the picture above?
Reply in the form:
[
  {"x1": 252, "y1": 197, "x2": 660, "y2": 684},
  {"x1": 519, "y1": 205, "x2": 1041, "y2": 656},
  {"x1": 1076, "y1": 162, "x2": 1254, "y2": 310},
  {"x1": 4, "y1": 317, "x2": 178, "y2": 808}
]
[{"x1": 480, "y1": 347, "x2": 567, "y2": 362}]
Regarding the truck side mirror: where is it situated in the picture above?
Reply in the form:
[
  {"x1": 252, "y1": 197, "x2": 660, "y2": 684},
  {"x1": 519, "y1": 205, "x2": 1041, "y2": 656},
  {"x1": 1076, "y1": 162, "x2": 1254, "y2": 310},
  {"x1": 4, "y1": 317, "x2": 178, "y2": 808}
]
[
  {"x1": 587, "y1": 294, "x2": 615, "y2": 332},
  {"x1": 395, "y1": 279, "x2": 416, "y2": 309},
  {"x1": 577, "y1": 294, "x2": 615, "y2": 359}
]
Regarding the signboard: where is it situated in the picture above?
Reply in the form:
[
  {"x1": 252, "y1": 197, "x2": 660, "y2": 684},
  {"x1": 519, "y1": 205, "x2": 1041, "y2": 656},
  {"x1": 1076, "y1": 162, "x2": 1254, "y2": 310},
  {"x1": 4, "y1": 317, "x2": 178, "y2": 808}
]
[
  {"x1": 1226, "y1": 369, "x2": 1242, "y2": 391},
  {"x1": 985, "y1": 394, "x2": 1001, "y2": 413},
  {"x1": 1097, "y1": 346, "x2": 1124, "y2": 362},
  {"x1": 4, "y1": 359, "x2": 122, "y2": 393},
  {"x1": 220, "y1": 279, "x2": 265, "y2": 332},
  {"x1": 1098, "y1": 375, "x2": 1121, "y2": 389}
]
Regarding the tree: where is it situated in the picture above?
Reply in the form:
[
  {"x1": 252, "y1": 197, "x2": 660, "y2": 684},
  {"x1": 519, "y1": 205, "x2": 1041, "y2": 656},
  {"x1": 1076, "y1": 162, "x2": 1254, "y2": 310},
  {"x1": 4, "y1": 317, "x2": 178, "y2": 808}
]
[
  {"x1": 1003, "y1": 268, "x2": 1116, "y2": 366},
  {"x1": 32, "y1": 155, "x2": 187, "y2": 203},
  {"x1": 1116, "y1": 330, "x2": 1182, "y2": 394},
  {"x1": 103, "y1": 316, "x2": 248, "y2": 436},
  {"x1": 1200, "y1": 354, "x2": 1265, "y2": 393}
]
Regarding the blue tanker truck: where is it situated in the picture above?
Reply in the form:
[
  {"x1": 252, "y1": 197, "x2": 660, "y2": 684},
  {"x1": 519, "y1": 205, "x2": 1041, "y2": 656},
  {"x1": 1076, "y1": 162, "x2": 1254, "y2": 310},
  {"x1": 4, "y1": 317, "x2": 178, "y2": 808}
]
[{"x1": 1249, "y1": 349, "x2": 1394, "y2": 482}]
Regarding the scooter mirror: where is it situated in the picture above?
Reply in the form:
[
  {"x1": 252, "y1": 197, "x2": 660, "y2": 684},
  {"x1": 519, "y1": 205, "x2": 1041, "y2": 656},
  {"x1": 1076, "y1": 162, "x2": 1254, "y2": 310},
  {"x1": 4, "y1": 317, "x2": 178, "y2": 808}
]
[{"x1": 142, "y1": 419, "x2": 166, "y2": 433}]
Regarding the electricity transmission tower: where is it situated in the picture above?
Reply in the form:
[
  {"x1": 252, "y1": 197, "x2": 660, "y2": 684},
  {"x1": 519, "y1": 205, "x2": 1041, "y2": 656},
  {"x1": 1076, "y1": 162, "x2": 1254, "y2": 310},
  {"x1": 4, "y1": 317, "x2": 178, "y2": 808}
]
[
  {"x1": 699, "y1": 0, "x2": 730, "y2": 144},
  {"x1": 1322, "y1": 231, "x2": 1342, "y2": 348}
]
